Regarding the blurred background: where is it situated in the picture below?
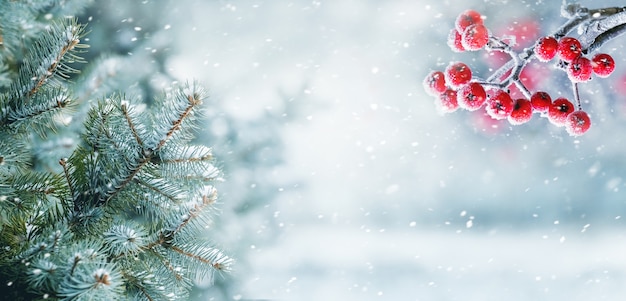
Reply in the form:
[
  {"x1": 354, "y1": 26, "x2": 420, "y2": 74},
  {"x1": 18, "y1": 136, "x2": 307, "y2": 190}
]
[{"x1": 79, "y1": 0, "x2": 626, "y2": 300}]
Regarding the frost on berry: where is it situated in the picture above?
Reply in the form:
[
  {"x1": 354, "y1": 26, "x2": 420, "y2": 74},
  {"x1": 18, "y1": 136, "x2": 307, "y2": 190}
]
[
  {"x1": 567, "y1": 56, "x2": 593, "y2": 83},
  {"x1": 534, "y1": 36, "x2": 558, "y2": 62},
  {"x1": 462, "y1": 24, "x2": 489, "y2": 51},
  {"x1": 448, "y1": 29, "x2": 466, "y2": 52},
  {"x1": 486, "y1": 90, "x2": 514, "y2": 120},
  {"x1": 566, "y1": 110, "x2": 591, "y2": 136},
  {"x1": 591, "y1": 53, "x2": 615, "y2": 78},
  {"x1": 423, "y1": 70, "x2": 447, "y2": 96},
  {"x1": 436, "y1": 89, "x2": 459, "y2": 114},
  {"x1": 548, "y1": 97, "x2": 575, "y2": 126},
  {"x1": 444, "y1": 62, "x2": 472, "y2": 88},
  {"x1": 508, "y1": 98, "x2": 533, "y2": 125},
  {"x1": 457, "y1": 82, "x2": 486, "y2": 111},
  {"x1": 530, "y1": 91, "x2": 551, "y2": 112},
  {"x1": 557, "y1": 37, "x2": 582, "y2": 62},
  {"x1": 455, "y1": 9, "x2": 483, "y2": 33}
]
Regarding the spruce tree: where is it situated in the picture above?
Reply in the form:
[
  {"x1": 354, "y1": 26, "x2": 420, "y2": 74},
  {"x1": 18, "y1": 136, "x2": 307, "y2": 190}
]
[{"x1": 0, "y1": 1, "x2": 232, "y2": 300}]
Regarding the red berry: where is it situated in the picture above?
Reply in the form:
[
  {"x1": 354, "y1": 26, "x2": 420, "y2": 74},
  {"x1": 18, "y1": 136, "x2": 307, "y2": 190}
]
[
  {"x1": 462, "y1": 24, "x2": 489, "y2": 51},
  {"x1": 565, "y1": 110, "x2": 591, "y2": 136},
  {"x1": 444, "y1": 62, "x2": 472, "y2": 88},
  {"x1": 530, "y1": 91, "x2": 552, "y2": 112},
  {"x1": 508, "y1": 98, "x2": 533, "y2": 125},
  {"x1": 423, "y1": 70, "x2": 447, "y2": 96},
  {"x1": 534, "y1": 36, "x2": 558, "y2": 62},
  {"x1": 455, "y1": 9, "x2": 483, "y2": 33},
  {"x1": 486, "y1": 90, "x2": 514, "y2": 120},
  {"x1": 457, "y1": 82, "x2": 486, "y2": 111},
  {"x1": 591, "y1": 53, "x2": 615, "y2": 78},
  {"x1": 557, "y1": 37, "x2": 582, "y2": 62},
  {"x1": 436, "y1": 89, "x2": 459, "y2": 113},
  {"x1": 548, "y1": 97, "x2": 575, "y2": 126},
  {"x1": 567, "y1": 56, "x2": 593, "y2": 83},
  {"x1": 448, "y1": 29, "x2": 466, "y2": 52}
]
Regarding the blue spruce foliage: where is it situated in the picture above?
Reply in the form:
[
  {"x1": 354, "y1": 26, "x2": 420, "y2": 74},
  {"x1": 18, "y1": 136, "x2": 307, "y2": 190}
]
[{"x1": 0, "y1": 1, "x2": 232, "y2": 300}]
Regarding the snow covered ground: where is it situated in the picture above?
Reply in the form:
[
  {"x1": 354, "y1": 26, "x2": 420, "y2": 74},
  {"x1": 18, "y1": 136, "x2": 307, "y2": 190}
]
[
  {"x1": 246, "y1": 225, "x2": 626, "y2": 300},
  {"x1": 122, "y1": 0, "x2": 626, "y2": 300}
]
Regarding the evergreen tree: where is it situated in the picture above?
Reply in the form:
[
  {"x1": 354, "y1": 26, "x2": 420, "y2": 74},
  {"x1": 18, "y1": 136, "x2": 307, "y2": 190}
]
[{"x1": 0, "y1": 1, "x2": 232, "y2": 300}]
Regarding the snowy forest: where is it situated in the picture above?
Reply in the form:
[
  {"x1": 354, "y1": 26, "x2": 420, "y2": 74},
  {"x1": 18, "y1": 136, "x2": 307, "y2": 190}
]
[{"x1": 3, "y1": 0, "x2": 626, "y2": 300}]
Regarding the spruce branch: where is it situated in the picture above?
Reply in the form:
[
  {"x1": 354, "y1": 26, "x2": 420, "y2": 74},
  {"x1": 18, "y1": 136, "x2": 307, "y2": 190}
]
[
  {"x1": 98, "y1": 149, "x2": 149, "y2": 207},
  {"x1": 134, "y1": 176, "x2": 181, "y2": 204},
  {"x1": 59, "y1": 157, "x2": 74, "y2": 201},
  {"x1": 8, "y1": 18, "x2": 86, "y2": 102},
  {"x1": 159, "y1": 145, "x2": 214, "y2": 164},
  {"x1": 132, "y1": 185, "x2": 232, "y2": 282},
  {"x1": 102, "y1": 222, "x2": 147, "y2": 257},
  {"x1": 57, "y1": 263, "x2": 124, "y2": 300},
  {"x1": 169, "y1": 245, "x2": 233, "y2": 273},
  {"x1": 0, "y1": 136, "x2": 30, "y2": 174},
  {"x1": 157, "y1": 145, "x2": 219, "y2": 188},
  {"x1": 63, "y1": 83, "x2": 229, "y2": 297},
  {"x1": 150, "y1": 249, "x2": 186, "y2": 282},
  {"x1": 152, "y1": 84, "x2": 205, "y2": 151},
  {"x1": 1, "y1": 88, "x2": 73, "y2": 136},
  {"x1": 121, "y1": 100, "x2": 146, "y2": 148},
  {"x1": 158, "y1": 186, "x2": 218, "y2": 244},
  {"x1": 1, "y1": 5, "x2": 232, "y2": 299},
  {"x1": 69, "y1": 84, "x2": 206, "y2": 211}
]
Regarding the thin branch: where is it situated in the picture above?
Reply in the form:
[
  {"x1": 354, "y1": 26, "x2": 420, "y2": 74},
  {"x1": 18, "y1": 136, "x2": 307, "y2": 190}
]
[
  {"x1": 133, "y1": 177, "x2": 180, "y2": 204},
  {"x1": 154, "y1": 94, "x2": 202, "y2": 151},
  {"x1": 26, "y1": 25, "x2": 83, "y2": 99},
  {"x1": 584, "y1": 23, "x2": 626, "y2": 53},
  {"x1": 121, "y1": 102, "x2": 144, "y2": 147},
  {"x1": 100, "y1": 156, "x2": 149, "y2": 206},
  {"x1": 162, "y1": 154, "x2": 213, "y2": 164},
  {"x1": 573, "y1": 82, "x2": 582, "y2": 110},
  {"x1": 169, "y1": 245, "x2": 225, "y2": 270},
  {"x1": 513, "y1": 80, "x2": 532, "y2": 99},
  {"x1": 136, "y1": 284, "x2": 156, "y2": 301},
  {"x1": 3, "y1": 94, "x2": 70, "y2": 126},
  {"x1": 150, "y1": 249, "x2": 184, "y2": 281},
  {"x1": 141, "y1": 190, "x2": 216, "y2": 253},
  {"x1": 69, "y1": 255, "x2": 80, "y2": 277},
  {"x1": 169, "y1": 189, "x2": 216, "y2": 237}
]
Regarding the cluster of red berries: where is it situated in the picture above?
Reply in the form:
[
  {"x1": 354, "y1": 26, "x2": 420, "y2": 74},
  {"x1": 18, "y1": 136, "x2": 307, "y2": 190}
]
[
  {"x1": 448, "y1": 9, "x2": 489, "y2": 52},
  {"x1": 424, "y1": 9, "x2": 617, "y2": 136},
  {"x1": 534, "y1": 35, "x2": 615, "y2": 82},
  {"x1": 424, "y1": 64, "x2": 590, "y2": 136}
]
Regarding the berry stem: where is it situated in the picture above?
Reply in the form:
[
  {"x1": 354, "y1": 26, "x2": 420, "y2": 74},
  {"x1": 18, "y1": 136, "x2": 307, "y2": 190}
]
[
  {"x1": 572, "y1": 82, "x2": 582, "y2": 110},
  {"x1": 513, "y1": 80, "x2": 532, "y2": 99},
  {"x1": 483, "y1": 36, "x2": 532, "y2": 98},
  {"x1": 486, "y1": 60, "x2": 515, "y2": 83},
  {"x1": 485, "y1": 37, "x2": 520, "y2": 81}
]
